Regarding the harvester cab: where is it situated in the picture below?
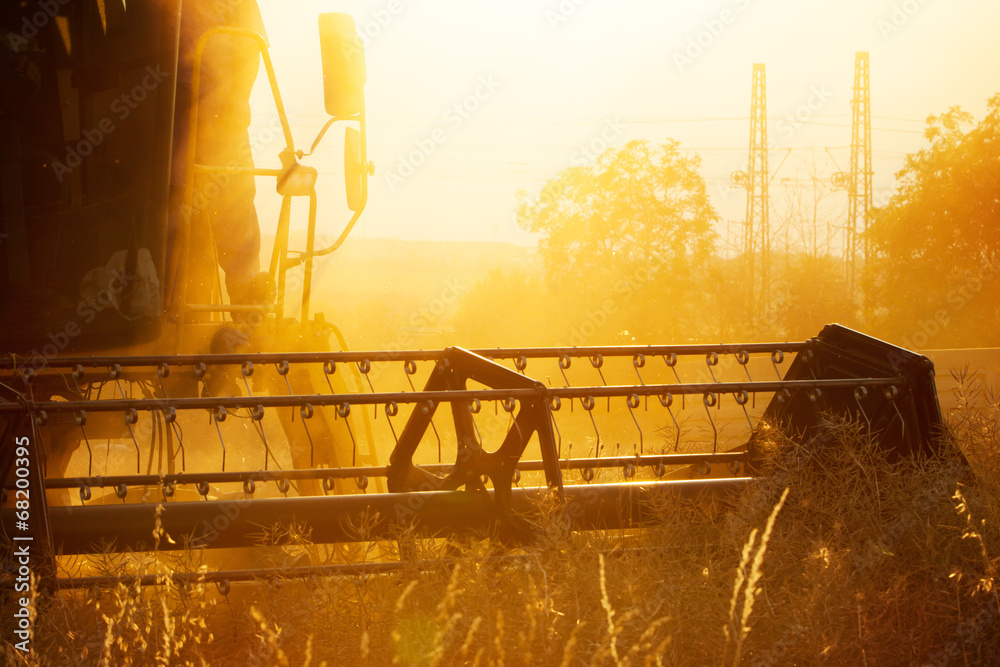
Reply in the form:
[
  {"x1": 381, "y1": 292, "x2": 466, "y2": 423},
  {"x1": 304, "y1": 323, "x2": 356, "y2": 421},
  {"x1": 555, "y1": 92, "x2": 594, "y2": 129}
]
[
  {"x1": 0, "y1": 2, "x2": 960, "y2": 592},
  {"x1": 0, "y1": 2, "x2": 367, "y2": 352},
  {"x1": 1, "y1": 2, "x2": 382, "y2": 574}
]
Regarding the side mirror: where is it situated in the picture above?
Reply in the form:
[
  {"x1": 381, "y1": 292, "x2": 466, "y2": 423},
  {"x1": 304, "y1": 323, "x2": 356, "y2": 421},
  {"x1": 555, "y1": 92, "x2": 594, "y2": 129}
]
[
  {"x1": 319, "y1": 13, "x2": 366, "y2": 118},
  {"x1": 344, "y1": 127, "x2": 364, "y2": 212}
]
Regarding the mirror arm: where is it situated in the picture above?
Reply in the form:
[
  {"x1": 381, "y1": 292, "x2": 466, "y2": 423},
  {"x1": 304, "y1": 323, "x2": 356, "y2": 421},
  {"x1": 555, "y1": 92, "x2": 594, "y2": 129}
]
[
  {"x1": 301, "y1": 98, "x2": 370, "y2": 259},
  {"x1": 306, "y1": 206, "x2": 363, "y2": 260},
  {"x1": 301, "y1": 117, "x2": 338, "y2": 158}
]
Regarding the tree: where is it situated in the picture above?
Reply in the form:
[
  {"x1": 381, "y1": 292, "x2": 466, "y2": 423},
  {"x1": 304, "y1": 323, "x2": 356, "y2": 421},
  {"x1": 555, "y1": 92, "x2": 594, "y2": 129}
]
[
  {"x1": 517, "y1": 139, "x2": 717, "y2": 284},
  {"x1": 865, "y1": 94, "x2": 1000, "y2": 348},
  {"x1": 514, "y1": 139, "x2": 718, "y2": 341}
]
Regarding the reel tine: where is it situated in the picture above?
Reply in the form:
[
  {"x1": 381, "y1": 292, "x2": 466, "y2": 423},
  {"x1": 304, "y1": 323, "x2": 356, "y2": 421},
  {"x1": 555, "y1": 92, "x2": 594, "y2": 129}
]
[
  {"x1": 657, "y1": 393, "x2": 681, "y2": 452},
  {"x1": 735, "y1": 350, "x2": 756, "y2": 408},
  {"x1": 632, "y1": 354, "x2": 646, "y2": 384},
  {"x1": 156, "y1": 366, "x2": 186, "y2": 472},
  {"x1": 771, "y1": 349, "x2": 785, "y2": 380},
  {"x1": 213, "y1": 406, "x2": 228, "y2": 472},
  {"x1": 124, "y1": 408, "x2": 141, "y2": 474},
  {"x1": 431, "y1": 410, "x2": 443, "y2": 463},
  {"x1": 703, "y1": 392, "x2": 718, "y2": 454},
  {"x1": 581, "y1": 395, "x2": 601, "y2": 454},
  {"x1": 705, "y1": 352, "x2": 719, "y2": 383},
  {"x1": 472, "y1": 413, "x2": 483, "y2": 448},
  {"x1": 403, "y1": 361, "x2": 443, "y2": 461},
  {"x1": 854, "y1": 386, "x2": 872, "y2": 433},
  {"x1": 589, "y1": 354, "x2": 609, "y2": 411},
  {"x1": 663, "y1": 353, "x2": 684, "y2": 409},
  {"x1": 152, "y1": 409, "x2": 166, "y2": 476},
  {"x1": 403, "y1": 361, "x2": 418, "y2": 391},
  {"x1": 337, "y1": 403, "x2": 357, "y2": 467},
  {"x1": 735, "y1": 390, "x2": 753, "y2": 430},
  {"x1": 467, "y1": 400, "x2": 484, "y2": 448},
  {"x1": 163, "y1": 407, "x2": 185, "y2": 472},
  {"x1": 109, "y1": 363, "x2": 127, "y2": 402},
  {"x1": 71, "y1": 364, "x2": 85, "y2": 395},
  {"x1": 385, "y1": 401, "x2": 399, "y2": 445},
  {"x1": 300, "y1": 403, "x2": 316, "y2": 467},
  {"x1": 503, "y1": 397, "x2": 523, "y2": 445},
  {"x1": 248, "y1": 404, "x2": 272, "y2": 470},
  {"x1": 107, "y1": 363, "x2": 143, "y2": 472},
  {"x1": 346, "y1": 416, "x2": 357, "y2": 467},
  {"x1": 558, "y1": 354, "x2": 574, "y2": 412},
  {"x1": 514, "y1": 355, "x2": 527, "y2": 374},
  {"x1": 632, "y1": 354, "x2": 648, "y2": 410},
  {"x1": 551, "y1": 410, "x2": 562, "y2": 461},
  {"x1": 238, "y1": 370, "x2": 274, "y2": 470},
  {"x1": 884, "y1": 386, "x2": 905, "y2": 443},
  {"x1": 276, "y1": 360, "x2": 295, "y2": 422},
  {"x1": 241, "y1": 361, "x2": 254, "y2": 396},
  {"x1": 323, "y1": 360, "x2": 337, "y2": 394},
  {"x1": 357, "y1": 359, "x2": 377, "y2": 420},
  {"x1": 549, "y1": 396, "x2": 563, "y2": 458},
  {"x1": 627, "y1": 393, "x2": 643, "y2": 454},
  {"x1": 75, "y1": 410, "x2": 93, "y2": 477}
]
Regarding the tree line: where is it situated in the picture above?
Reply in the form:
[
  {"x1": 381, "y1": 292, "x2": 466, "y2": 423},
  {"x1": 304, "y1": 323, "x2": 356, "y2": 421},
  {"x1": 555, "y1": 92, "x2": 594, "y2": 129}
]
[{"x1": 450, "y1": 94, "x2": 1000, "y2": 351}]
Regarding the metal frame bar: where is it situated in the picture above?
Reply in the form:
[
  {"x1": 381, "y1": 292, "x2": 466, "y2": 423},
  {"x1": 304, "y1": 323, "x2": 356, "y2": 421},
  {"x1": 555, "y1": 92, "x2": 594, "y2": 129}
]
[
  {"x1": 0, "y1": 342, "x2": 811, "y2": 370},
  {"x1": 16, "y1": 453, "x2": 748, "y2": 491},
  {"x1": 0, "y1": 378, "x2": 901, "y2": 415},
  {"x1": 2, "y1": 479, "x2": 751, "y2": 555}
]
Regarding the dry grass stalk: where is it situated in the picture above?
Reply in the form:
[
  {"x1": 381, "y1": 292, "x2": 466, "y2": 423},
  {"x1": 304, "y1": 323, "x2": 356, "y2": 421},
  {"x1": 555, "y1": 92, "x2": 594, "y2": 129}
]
[
  {"x1": 726, "y1": 486, "x2": 790, "y2": 667},
  {"x1": 8, "y1": 389, "x2": 1000, "y2": 665}
]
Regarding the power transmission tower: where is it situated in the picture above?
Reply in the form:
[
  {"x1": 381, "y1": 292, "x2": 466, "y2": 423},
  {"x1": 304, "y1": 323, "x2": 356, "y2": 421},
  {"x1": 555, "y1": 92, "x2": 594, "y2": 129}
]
[
  {"x1": 847, "y1": 51, "x2": 872, "y2": 289},
  {"x1": 744, "y1": 63, "x2": 769, "y2": 317}
]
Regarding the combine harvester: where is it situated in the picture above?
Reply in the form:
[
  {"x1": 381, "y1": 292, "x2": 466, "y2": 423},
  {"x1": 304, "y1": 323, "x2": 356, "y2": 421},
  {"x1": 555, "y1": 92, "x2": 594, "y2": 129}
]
[{"x1": 0, "y1": 2, "x2": 954, "y2": 591}]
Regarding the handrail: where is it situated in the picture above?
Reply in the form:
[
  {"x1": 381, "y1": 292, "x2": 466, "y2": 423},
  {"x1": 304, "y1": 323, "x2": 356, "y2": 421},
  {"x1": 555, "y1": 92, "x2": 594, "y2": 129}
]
[{"x1": 170, "y1": 27, "x2": 295, "y2": 329}]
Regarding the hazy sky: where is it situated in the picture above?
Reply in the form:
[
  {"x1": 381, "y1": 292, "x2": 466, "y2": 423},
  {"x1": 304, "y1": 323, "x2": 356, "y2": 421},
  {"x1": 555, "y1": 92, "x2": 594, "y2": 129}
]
[{"x1": 249, "y1": 0, "x2": 1000, "y2": 249}]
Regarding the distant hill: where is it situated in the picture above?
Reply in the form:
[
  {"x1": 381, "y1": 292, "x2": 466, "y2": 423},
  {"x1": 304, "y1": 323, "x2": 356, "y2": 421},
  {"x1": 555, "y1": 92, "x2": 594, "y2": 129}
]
[{"x1": 259, "y1": 234, "x2": 539, "y2": 349}]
